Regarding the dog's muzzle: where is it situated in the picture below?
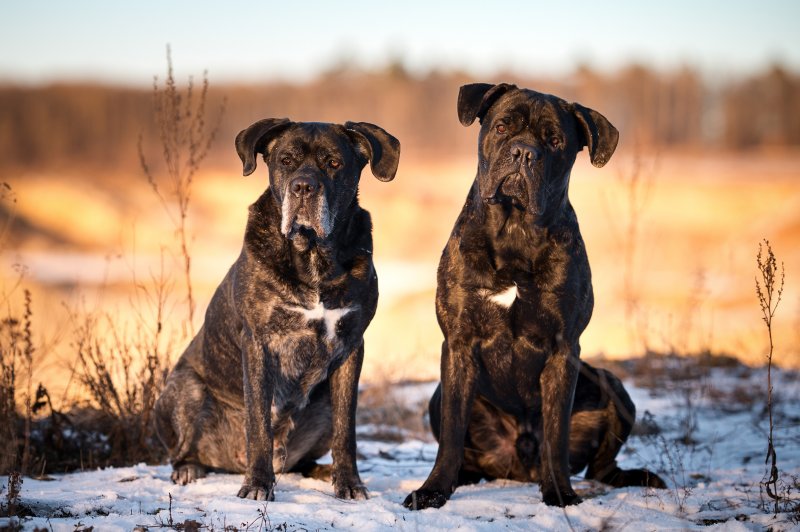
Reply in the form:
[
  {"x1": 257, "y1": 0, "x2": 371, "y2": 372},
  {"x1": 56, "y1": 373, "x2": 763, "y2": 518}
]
[
  {"x1": 281, "y1": 176, "x2": 332, "y2": 239},
  {"x1": 482, "y1": 141, "x2": 547, "y2": 214}
]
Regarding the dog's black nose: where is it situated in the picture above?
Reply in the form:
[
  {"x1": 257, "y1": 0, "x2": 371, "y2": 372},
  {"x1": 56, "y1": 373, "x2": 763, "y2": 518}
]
[
  {"x1": 290, "y1": 176, "x2": 319, "y2": 197},
  {"x1": 510, "y1": 142, "x2": 541, "y2": 165}
]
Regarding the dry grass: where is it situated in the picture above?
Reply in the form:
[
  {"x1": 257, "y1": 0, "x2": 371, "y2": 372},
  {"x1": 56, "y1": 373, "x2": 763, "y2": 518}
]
[
  {"x1": 0, "y1": 197, "x2": 178, "y2": 478},
  {"x1": 0, "y1": 183, "x2": 38, "y2": 482},
  {"x1": 68, "y1": 309, "x2": 170, "y2": 467},
  {"x1": 0, "y1": 53, "x2": 223, "y2": 479},
  {"x1": 0, "y1": 290, "x2": 34, "y2": 476},
  {"x1": 357, "y1": 378, "x2": 432, "y2": 442}
]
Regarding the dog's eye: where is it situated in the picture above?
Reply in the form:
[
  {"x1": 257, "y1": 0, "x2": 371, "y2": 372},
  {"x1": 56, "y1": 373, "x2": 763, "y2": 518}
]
[
  {"x1": 328, "y1": 159, "x2": 341, "y2": 169},
  {"x1": 280, "y1": 156, "x2": 292, "y2": 166},
  {"x1": 495, "y1": 124, "x2": 507, "y2": 134},
  {"x1": 549, "y1": 137, "x2": 562, "y2": 149}
]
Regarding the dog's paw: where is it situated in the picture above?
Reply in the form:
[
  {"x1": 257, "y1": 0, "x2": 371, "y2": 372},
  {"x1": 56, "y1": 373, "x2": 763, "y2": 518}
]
[
  {"x1": 334, "y1": 481, "x2": 369, "y2": 500},
  {"x1": 170, "y1": 464, "x2": 206, "y2": 485},
  {"x1": 237, "y1": 481, "x2": 276, "y2": 501},
  {"x1": 403, "y1": 489, "x2": 448, "y2": 510},
  {"x1": 541, "y1": 488, "x2": 582, "y2": 507}
]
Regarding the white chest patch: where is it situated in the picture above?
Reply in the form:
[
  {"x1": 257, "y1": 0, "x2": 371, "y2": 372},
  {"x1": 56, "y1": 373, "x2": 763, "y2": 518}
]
[
  {"x1": 487, "y1": 284, "x2": 518, "y2": 308},
  {"x1": 288, "y1": 299, "x2": 353, "y2": 341}
]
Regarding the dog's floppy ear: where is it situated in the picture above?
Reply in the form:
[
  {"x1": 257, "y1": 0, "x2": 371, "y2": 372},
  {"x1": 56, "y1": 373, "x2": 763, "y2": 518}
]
[
  {"x1": 344, "y1": 121, "x2": 401, "y2": 182},
  {"x1": 457, "y1": 83, "x2": 517, "y2": 126},
  {"x1": 235, "y1": 118, "x2": 293, "y2": 176},
  {"x1": 571, "y1": 104, "x2": 619, "y2": 168}
]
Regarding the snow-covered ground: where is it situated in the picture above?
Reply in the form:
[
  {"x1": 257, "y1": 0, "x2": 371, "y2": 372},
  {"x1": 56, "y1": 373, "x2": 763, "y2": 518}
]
[{"x1": 5, "y1": 362, "x2": 800, "y2": 531}]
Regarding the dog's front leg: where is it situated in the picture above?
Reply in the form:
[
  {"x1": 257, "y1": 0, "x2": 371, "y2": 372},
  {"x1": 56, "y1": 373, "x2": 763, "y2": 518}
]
[
  {"x1": 237, "y1": 332, "x2": 277, "y2": 501},
  {"x1": 539, "y1": 342, "x2": 581, "y2": 506},
  {"x1": 330, "y1": 341, "x2": 368, "y2": 500},
  {"x1": 404, "y1": 340, "x2": 478, "y2": 510}
]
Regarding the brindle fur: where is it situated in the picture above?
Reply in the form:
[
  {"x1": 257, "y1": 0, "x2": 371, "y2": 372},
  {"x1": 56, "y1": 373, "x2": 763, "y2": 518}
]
[
  {"x1": 155, "y1": 119, "x2": 400, "y2": 501},
  {"x1": 404, "y1": 84, "x2": 664, "y2": 510}
]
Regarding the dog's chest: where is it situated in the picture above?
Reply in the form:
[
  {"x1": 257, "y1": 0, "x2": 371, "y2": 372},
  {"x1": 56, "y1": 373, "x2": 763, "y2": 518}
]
[
  {"x1": 475, "y1": 279, "x2": 563, "y2": 345},
  {"x1": 481, "y1": 284, "x2": 518, "y2": 308},
  {"x1": 285, "y1": 298, "x2": 354, "y2": 342},
  {"x1": 266, "y1": 296, "x2": 359, "y2": 404}
]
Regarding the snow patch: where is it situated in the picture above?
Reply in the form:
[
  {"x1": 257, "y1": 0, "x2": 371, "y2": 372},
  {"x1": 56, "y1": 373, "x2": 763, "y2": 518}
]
[{"x1": 13, "y1": 366, "x2": 800, "y2": 531}]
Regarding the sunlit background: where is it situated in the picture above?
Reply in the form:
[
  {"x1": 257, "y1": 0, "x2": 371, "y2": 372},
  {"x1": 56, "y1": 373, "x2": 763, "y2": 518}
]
[{"x1": 1, "y1": 1, "x2": 799, "y2": 401}]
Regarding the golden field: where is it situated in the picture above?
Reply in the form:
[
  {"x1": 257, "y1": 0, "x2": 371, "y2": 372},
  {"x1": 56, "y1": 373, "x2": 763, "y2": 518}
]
[{"x1": 2, "y1": 150, "x2": 799, "y2": 399}]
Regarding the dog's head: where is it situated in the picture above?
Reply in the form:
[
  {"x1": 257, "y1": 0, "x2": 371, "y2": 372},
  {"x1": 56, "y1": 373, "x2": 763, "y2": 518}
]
[
  {"x1": 458, "y1": 83, "x2": 618, "y2": 218},
  {"x1": 236, "y1": 120, "x2": 400, "y2": 240}
]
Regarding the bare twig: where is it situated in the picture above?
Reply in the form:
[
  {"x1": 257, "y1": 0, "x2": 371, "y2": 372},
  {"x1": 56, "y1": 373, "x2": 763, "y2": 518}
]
[
  {"x1": 137, "y1": 45, "x2": 226, "y2": 336},
  {"x1": 19, "y1": 290, "x2": 34, "y2": 475},
  {"x1": 755, "y1": 239, "x2": 785, "y2": 515}
]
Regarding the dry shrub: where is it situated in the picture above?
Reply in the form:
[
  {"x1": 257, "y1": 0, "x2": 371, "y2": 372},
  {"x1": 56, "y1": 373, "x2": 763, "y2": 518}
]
[
  {"x1": 68, "y1": 305, "x2": 172, "y2": 467},
  {"x1": 0, "y1": 275, "x2": 177, "y2": 475},
  {"x1": 41, "y1": 49, "x2": 225, "y2": 470},
  {"x1": 0, "y1": 185, "x2": 40, "y2": 477},
  {"x1": 3, "y1": 49, "x2": 226, "y2": 474},
  {"x1": 754, "y1": 239, "x2": 796, "y2": 515},
  {"x1": 138, "y1": 45, "x2": 225, "y2": 336},
  {"x1": 0, "y1": 177, "x2": 176, "y2": 474},
  {"x1": 0, "y1": 46, "x2": 227, "y2": 475},
  {"x1": 0, "y1": 290, "x2": 34, "y2": 476}
]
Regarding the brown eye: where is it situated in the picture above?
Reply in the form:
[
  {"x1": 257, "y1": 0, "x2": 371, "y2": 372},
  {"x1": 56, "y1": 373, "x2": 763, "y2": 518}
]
[
  {"x1": 329, "y1": 159, "x2": 341, "y2": 169},
  {"x1": 281, "y1": 156, "x2": 292, "y2": 166},
  {"x1": 495, "y1": 124, "x2": 507, "y2": 134},
  {"x1": 549, "y1": 137, "x2": 561, "y2": 149}
]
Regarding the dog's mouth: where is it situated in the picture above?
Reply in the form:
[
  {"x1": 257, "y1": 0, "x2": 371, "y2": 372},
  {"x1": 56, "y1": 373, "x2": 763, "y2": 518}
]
[
  {"x1": 482, "y1": 170, "x2": 545, "y2": 214},
  {"x1": 280, "y1": 193, "x2": 332, "y2": 240}
]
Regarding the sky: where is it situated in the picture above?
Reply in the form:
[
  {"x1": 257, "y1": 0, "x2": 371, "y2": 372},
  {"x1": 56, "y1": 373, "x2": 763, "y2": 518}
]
[{"x1": 1, "y1": 0, "x2": 799, "y2": 85}]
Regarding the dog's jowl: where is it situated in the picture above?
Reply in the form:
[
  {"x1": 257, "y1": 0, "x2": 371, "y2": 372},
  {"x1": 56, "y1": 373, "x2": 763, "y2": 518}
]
[
  {"x1": 154, "y1": 119, "x2": 399, "y2": 501},
  {"x1": 404, "y1": 84, "x2": 664, "y2": 510}
]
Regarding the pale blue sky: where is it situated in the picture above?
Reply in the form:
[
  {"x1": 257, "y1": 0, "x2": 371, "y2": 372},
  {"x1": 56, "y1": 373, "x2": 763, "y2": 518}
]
[{"x1": 1, "y1": 0, "x2": 798, "y2": 85}]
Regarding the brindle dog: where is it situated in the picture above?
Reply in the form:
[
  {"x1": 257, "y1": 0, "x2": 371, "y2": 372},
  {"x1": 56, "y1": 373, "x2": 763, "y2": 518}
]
[
  {"x1": 404, "y1": 84, "x2": 664, "y2": 510},
  {"x1": 154, "y1": 119, "x2": 400, "y2": 501}
]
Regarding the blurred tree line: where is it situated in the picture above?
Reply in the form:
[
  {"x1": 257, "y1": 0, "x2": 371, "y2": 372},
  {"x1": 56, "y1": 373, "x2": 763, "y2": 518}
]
[{"x1": 1, "y1": 62, "x2": 798, "y2": 175}]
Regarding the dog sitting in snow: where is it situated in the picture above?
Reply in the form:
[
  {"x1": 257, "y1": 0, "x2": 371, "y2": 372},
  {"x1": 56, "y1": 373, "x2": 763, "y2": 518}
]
[
  {"x1": 154, "y1": 118, "x2": 399, "y2": 501},
  {"x1": 405, "y1": 83, "x2": 665, "y2": 510}
]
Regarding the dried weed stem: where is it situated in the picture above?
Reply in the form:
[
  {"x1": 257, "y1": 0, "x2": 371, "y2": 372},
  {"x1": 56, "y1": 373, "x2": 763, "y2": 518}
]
[
  {"x1": 138, "y1": 45, "x2": 225, "y2": 336},
  {"x1": 755, "y1": 239, "x2": 785, "y2": 514}
]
